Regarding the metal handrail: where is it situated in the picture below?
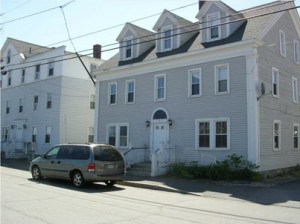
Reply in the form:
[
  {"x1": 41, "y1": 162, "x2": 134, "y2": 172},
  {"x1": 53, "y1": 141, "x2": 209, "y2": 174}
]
[{"x1": 124, "y1": 146, "x2": 148, "y2": 156}]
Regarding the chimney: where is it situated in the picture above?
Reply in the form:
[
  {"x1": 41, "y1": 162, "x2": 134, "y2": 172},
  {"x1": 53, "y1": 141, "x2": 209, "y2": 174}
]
[
  {"x1": 93, "y1": 44, "x2": 101, "y2": 59},
  {"x1": 199, "y1": 1, "x2": 205, "y2": 10}
]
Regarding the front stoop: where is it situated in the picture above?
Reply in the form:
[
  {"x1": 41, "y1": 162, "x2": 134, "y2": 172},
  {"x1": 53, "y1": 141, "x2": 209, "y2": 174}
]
[{"x1": 126, "y1": 161, "x2": 151, "y2": 176}]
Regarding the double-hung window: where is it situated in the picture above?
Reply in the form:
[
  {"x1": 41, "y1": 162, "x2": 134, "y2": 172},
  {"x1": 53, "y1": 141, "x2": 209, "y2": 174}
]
[
  {"x1": 32, "y1": 127, "x2": 37, "y2": 142},
  {"x1": 273, "y1": 120, "x2": 281, "y2": 151},
  {"x1": 272, "y1": 68, "x2": 279, "y2": 98},
  {"x1": 126, "y1": 80, "x2": 135, "y2": 104},
  {"x1": 48, "y1": 62, "x2": 54, "y2": 77},
  {"x1": 45, "y1": 126, "x2": 51, "y2": 143},
  {"x1": 124, "y1": 37, "x2": 133, "y2": 60},
  {"x1": 46, "y1": 93, "x2": 52, "y2": 109},
  {"x1": 88, "y1": 126, "x2": 94, "y2": 143},
  {"x1": 196, "y1": 118, "x2": 230, "y2": 150},
  {"x1": 7, "y1": 71, "x2": 12, "y2": 86},
  {"x1": 107, "y1": 124, "x2": 129, "y2": 148},
  {"x1": 19, "y1": 98, "x2": 24, "y2": 113},
  {"x1": 33, "y1": 95, "x2": 38, "y2": 111},
  {"x1": 294, "y1": 40, "x2": 299, "y2": 63},
  {"x1": 294, "y1": 124, "x2": 299, "y2": 149},
  {"x1": 7, "y1": 49, "x2": 11, "y2": 64},
  {"x1": 292, "y1": 77, "x2": 298, "y2": 103},
  {"x1": 215, "y1": 64, "x2": 229, "y2": 94},
  {"x1": 90, "y1": 94, "x2": 95, "y2": 109},
  {"x1": 109, "y1": 83, "x2": 117, "y2": 105},
  {"x1": 161, "y1": 26, "x2": 172, "y2": 51},
  {"x1": 279, "y1": 30, "x2": 286, "y2": 57},
  {"x1": 6, "y1": 100, "x2": 10, "y2": 114},
  {"x1": 2, "y1": 127, "x2": 10, "y2": 141},
  {"x1": 154, "y1": 74, "x2": 166, "y2": 101},
  {"x1": 207, "y1": 13, "x2": 221, "y2": 41},
  {"x1": 35, "y1": 65, "x2": 40, "y2": 80},
  {"x1": 188, "y1": 68, "x2": 201, "y2": 97},
  {"x1": 21, "y1": 69, "x2": 25, "y2": 83}
]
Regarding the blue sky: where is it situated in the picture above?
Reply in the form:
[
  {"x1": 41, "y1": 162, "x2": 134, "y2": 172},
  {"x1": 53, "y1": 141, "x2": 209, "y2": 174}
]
[{"x1": 1, "y1": 0, "x2": 300, "y2": 59}]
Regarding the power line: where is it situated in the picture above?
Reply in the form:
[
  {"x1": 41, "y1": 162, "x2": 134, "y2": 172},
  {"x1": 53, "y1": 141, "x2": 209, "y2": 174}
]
[{"x1": 2, "y1": 4, "x2": 300, "y2": 74}]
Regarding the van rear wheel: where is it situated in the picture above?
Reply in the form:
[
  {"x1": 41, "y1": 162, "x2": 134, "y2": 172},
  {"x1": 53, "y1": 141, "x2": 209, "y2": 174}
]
[
  {"x1": 72, "y1": 171, "x2": 85, "y2": 188},
  {"x1": 105, "y1": 180, "x2": 116, "y2": 187}
]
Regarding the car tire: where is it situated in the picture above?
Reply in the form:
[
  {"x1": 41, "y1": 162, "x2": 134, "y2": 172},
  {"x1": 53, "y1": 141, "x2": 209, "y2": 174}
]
[
  {"x1": 105, "y1": 180, "x2": 116, "y2": 187},
  {"x1": 32, "y1": 166, "x2": 42, "y2": 180},
  {"x1": 72, "y1": 171, "x2": 85, "y2": 188}
]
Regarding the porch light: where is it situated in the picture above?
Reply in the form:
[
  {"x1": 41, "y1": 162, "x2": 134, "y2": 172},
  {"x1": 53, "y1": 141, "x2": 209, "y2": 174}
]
[
  {"x1": 168, "y1": 119, "x2": 173, "y2": 126},
  {"x1": 23, "y1": 124, "x2": 27, "y2": 129},
  {"x1": 146, "y1": 121, "x2": 150, "y2": 127}
]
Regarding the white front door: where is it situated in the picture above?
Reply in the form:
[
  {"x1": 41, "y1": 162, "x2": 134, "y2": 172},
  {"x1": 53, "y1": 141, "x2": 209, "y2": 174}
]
[
  {"x1": 15, "y1": 126, "x2": 24, "y2": 150},
  {"x1": 152, "y1": 123, "x2": 168, "y2": 153}
]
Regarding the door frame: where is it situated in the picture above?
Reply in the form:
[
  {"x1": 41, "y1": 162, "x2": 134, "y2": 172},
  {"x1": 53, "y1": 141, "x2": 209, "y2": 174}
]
[{"x1": 149, "y1": 108, "x2": 170, "y2": 153}]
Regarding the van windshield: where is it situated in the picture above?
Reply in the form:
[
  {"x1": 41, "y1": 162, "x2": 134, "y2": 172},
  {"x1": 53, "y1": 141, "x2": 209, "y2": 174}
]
[{"x1": 93, "y1": 146, "x2": 123, "y2": 161}]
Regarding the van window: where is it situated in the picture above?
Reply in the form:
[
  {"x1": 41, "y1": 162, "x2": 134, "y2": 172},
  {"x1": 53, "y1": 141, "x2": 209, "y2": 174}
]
[
  {"x1": 57, "y1": 146, "x2": 90, "y2": 160},
  {"x1": 45, "y1": 146, "x2": 59, "y2": 160},
  {"x1": 94, "y1": 146, "x2": 123, "y2": 161}
]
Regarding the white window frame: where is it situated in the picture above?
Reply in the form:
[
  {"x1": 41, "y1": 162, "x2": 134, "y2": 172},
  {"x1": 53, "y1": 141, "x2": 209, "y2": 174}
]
[
  {"x1": 8, "y1": 70, "x2": 12, "y2": 86},
  {"x1": 6, "y1": 100, "x2": 10, "y2": 114},
  {"x1": 90, "y1": 93, "x2": 95, "y2": 109},
  {"x1": 273, "y1": 120, "x2": 281, "y2": 151},
  {"x1": 188, "y1": 68, "x2": 202, "y2": 98},
  {"x1": 123, "y1": 36, "x2": 133, "y2": 60},
  {"x1": 125, "y1": 79, "x2": 135, "y2": 104},
  {"x1": 35, "y1": 65, "x2": 40, "y2": 80},
  {"x1": 154, "y1": 74, "x2": 166, "y2": 102},
  {"x1": 106, "y1": 123, "x2": 129, "y2": 148},
  {"x1": 7, "y1": 49, "x2": 11, "y2": 64},
  {"x1": 215, "y1": 64, "x2": 230, "y2": 95},
  {"x1": 19, "y1": 98, "x2": 24, "y2": 113},
  {"x1": 33, "y1": 95, "x2": 39, "y2": 111},
  {"x1": 21, "y1": 69, "x2": 26, "y2": 83},
  {"x1": 293, "y1": 123, "x2": 299, "y2": 149},
  {"x1": 1, "y1": 127, "x2": 10, "y2": 142},
  {"x1": 279, "y1": 30, "x2": 286, "y2": 57},
  {"x1": 45, "y1": 126, "x2": 51, "y2": 144},
  {"x1": 272, "y1": 67, "x2": 279, "y2": 98},
  {"x1": 196, "y1": 118, "x2": 230, "y2": 150},
  {"x1": 294, "y1": 40, "x2": 300, "y2": 64},
  {"x1": 48, "y1": 62, "x2": 54, "y2": 77},
  {"x1": 46, "y1": 93, "x2": 52, "y2": 109},
  {"x1": 108, "y1": 82, "x2": 117, "y2": 105},
  {"x1": 88, "y1": 126, "x2": 94, "y2": 143},
  {"x1": 161, "y1": 25, "x2": 173, "y2": 52},
  {"x1": 292, "y1": 77, "x2": 298, "y2": 103},
  {"x1": 207, "y1": 12, "x2": 221, "y2": 41},
  {"x1": 32, "y1": 127, "x2": 37, "y2": 143}
]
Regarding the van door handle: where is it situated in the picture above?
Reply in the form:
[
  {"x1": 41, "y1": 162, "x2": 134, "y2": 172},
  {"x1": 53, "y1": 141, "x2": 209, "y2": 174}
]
[{"x1": 57, "y1": 161, "x2": 61, "y2": 164}]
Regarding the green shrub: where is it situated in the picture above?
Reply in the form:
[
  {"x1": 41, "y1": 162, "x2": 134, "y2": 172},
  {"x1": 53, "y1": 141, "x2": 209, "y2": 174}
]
[{"x1": 168, "y1": 154, "x2": 262, "y2": 181}]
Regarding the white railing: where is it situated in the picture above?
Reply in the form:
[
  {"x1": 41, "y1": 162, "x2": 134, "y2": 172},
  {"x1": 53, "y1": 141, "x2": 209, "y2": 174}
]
[{"x1": 151, "y1": 144, "x2": 175, "y2": 177}]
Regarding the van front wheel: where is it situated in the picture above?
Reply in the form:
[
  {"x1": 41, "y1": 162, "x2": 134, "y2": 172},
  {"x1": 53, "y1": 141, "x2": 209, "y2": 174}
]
[{"x1": 72, "y1": 171, "x2": 85, "y2": 188}]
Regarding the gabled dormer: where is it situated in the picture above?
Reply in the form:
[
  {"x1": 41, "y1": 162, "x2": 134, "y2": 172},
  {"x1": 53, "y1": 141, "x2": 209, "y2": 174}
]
[
  {"x1": 196, "y1": 0, "x2": 244, "y2": 43},
  {"x1": 116, "y1": 23, "x2": 155, "y2": 62},
  {"x1": 153, "y1": 9, "x2": 197, "y2": 53}
]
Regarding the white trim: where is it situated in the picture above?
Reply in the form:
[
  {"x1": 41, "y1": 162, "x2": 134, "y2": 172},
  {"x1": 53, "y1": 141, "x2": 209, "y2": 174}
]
[
  {"x1": 94, "y1": 81, "x2": 100, "y2": 143},
  {"x1": 279, "y1": 30, "x2": 286, "y2": 57},
  {"x1": 206, "y1": 12, "x2": 221, "y2": 42},
  {"x1": 108, "y1": 82, "x2": 117, "y2": 105},
  {"x1": 123, "y1": 36, "x2": 134, "y2": 60},
  {"x1": 195, "y1": 118, "x2": 230, "y2": 150},
  {"x1": 272, "y1": 67, "x2": 279, "y2": 98},
  {"x1": 294, "y1": 39, "x2": 300, "y2": 64},
  {"x1": 188, "y1": 68, "x2": 202, "y2": 98},
  {"x1": 154, "y1": 74, "x2": 166, "y2": 102},
  {"x1": 125, "y1": 79, "x2": 135, "y2": 104},
  {"x1": 273, "y1": 120, "x2": 281, "y2": 151},
  {"x1": 292, "y1": 77, "x2": 298, "y2": 104},
  {"x1": 226, "y1": 13, "x2": 230, "y2": 38},
  {"x1": 293, "y1": 123, "x2": 299, "y2": 149},
  {"x1": 160, "y1": 25, "x2": 173, "y2": 52},
  {"x1": 215, "y1": 63, "x2": 230, "y2": 95},
  {"x1": 106, "y1": 123, "x2": 129, "y2": 149}
]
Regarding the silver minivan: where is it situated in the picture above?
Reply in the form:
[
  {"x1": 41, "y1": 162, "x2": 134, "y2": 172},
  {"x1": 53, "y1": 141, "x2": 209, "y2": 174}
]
[{"x1": 29, "y1": 144, "x2": 126, "y2": 187}]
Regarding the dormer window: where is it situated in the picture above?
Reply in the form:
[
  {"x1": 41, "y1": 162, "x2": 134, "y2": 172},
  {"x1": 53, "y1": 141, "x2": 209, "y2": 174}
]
[
  {"x1": 207, "y1": 12, "x2": 221, "y2": 41},
  {"x1": 161, "y1": 25, "x2": 173, "y2": 51},
  {"x1": 7, "y1": 49, "x2": 11, "y2": 64},
  {"x1": 124, "y1": 37, "x2": 133, "y2": 60}
]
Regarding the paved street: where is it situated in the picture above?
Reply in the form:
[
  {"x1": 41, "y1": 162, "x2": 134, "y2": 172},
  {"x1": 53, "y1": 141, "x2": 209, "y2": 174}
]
[{"x1": 1, "y1": 166, "x2": 300, "y2": 224}]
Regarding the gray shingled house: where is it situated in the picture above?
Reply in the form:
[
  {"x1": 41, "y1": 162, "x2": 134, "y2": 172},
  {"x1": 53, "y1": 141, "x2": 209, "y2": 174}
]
[{"x1": 93, "y1": 1, "x2": 300, "y2": 176}]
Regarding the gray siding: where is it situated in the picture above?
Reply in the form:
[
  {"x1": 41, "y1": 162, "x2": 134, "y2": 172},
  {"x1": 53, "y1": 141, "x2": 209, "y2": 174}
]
[
  {"x1": 97, "y1": 56, "x2": 248, "y2": 164},
  {"x1": 258, "y1": 12, "x2": 300, "y2": 171}
]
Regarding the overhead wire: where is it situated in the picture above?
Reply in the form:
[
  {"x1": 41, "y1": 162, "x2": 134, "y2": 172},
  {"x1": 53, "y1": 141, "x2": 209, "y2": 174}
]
[{"x1": 2, "y1": 3, "x2": 300, "y2": 74}]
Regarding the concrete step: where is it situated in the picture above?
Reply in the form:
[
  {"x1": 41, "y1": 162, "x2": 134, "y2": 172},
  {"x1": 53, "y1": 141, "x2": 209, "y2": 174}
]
[{"x1": 127, "y1": 162, "x2": 151, "y2": 176}]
